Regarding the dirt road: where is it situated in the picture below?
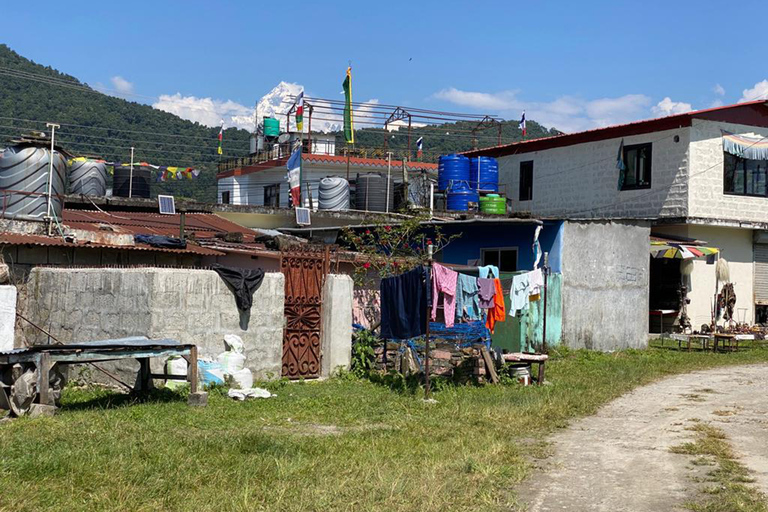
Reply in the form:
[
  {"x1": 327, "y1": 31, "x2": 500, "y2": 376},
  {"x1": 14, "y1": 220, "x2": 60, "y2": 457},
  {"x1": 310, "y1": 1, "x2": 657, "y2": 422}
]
[{"x1": 517, "y1": 364, "x2": 768, "y2": 511}]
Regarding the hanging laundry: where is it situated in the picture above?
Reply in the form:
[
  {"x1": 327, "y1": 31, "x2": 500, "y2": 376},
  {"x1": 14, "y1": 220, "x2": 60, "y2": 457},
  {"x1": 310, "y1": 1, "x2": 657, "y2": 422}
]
[
  {"x1": 509, "y1": 273, "x2": 531, "y2": 317},
  {"x1": 455, "y1": 273, "x2": 481, "y2": 321},
  {"x1": 478, "y1": 265, "x2": 499, "y2": 279},
  {"x1": 380, "y1": 266, "x2": 429, "y2": 340},
  {"x1": 431, "y1": 263, "x2": 458, "y2": 328},
  {"x1": 485, "y1": 278, "x2": 506, "y2": 334},
  {"x1": 477, "y1": 278, "x2": 496, "y2": 309},
  {"x1": 528, "y1": 268, "x2": 544, "y2": 297}
]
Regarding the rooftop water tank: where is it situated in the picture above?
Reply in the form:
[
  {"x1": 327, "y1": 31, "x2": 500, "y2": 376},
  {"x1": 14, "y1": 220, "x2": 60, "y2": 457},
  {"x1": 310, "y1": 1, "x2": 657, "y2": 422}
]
[
  {"x1": 438, "y1": 154, "x2": 469, "y2": 192},
  {"x1": 69, "y1": 158, "x2": 107, "y2": 196},
  {"x1": 355, "y1": 173, "x2": 394, "y2": 212},
  {"x1": 446, "y1": 182, "x2": 478, "y2": 212},
  {"x1": 113, "y1": 166, "x2": 151, "y2": 198},
  {"x1": 0, "y1": 145, "x2": 67, "y2": 221},
  {"x1": 479, "y1": 194, "x2": 506, "y2": 215},
  {"x1": 469, "y1": 156, "x2": 499, "y2": 192},
  {"x1": 318, "y1": 176, "x2": 350, "y2": 211},
  {"x1": 263, "y1": 117, "x2": 280, "y2": 138}
]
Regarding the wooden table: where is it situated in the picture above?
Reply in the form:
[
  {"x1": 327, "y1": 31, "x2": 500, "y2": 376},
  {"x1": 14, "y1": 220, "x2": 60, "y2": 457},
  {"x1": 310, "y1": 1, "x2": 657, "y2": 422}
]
[
  {"x1": 670, "y1": 334, "x2": 711, "y2": 351},
  {"x1": 0, "y1": 337, "x2": 199, "y2": 414},
  {"x1": 502, "y1": 352, "x2": 549, "y2": 385},
  {"x1": 650, "y1": 309, "x2": 677, "y2": 345}
]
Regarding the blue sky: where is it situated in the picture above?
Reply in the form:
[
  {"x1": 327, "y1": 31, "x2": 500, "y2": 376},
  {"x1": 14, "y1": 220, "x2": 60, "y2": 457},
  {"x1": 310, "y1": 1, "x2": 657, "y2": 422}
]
[{"x1": 3, "y1": 0, "x2": 768, "y2": 132}]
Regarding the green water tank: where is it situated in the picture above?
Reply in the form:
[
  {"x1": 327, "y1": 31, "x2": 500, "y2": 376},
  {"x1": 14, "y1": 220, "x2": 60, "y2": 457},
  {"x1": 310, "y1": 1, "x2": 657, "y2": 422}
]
[
  {"x1": 479, "y1": 194, "x2": 506, "y2": 215},
  {"x1": 263, "y1": 117, "x2": 280, "y2": 138}
]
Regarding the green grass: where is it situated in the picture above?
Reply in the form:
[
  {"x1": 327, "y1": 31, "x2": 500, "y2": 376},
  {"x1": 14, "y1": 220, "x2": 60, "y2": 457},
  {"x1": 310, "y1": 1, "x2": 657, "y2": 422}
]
[
  {"x1": 2, "y1": 347, "x2": 768, "y2": 511},
  {"x1": 672, "y1": 423, "x2": 768, "y2": 512}
]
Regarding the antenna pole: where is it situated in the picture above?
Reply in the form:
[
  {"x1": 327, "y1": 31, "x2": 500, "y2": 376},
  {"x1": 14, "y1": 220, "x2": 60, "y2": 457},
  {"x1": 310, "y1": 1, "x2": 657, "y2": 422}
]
[
  {"x1": 386, "y1": 151, "x2": 392, "y2": 213},
  {"x1": 129, "y1": 146, "x2": 134, "y2": 198},
  {"x1": 45, "y1": 122, "x2": 60, "y2": 236}
]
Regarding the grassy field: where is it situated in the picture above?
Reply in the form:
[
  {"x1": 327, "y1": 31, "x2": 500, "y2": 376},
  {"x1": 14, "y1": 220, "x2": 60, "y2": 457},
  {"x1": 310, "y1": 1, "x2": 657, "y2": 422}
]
[{"x1": 2, "y1": 346, "x2": 768, "y2": 512}]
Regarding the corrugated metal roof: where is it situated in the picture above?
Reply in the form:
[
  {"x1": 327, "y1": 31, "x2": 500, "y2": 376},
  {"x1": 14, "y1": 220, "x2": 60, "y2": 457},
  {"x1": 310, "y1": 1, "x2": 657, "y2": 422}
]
[{"x1": 0, "y1": 231, "x2": 225, "y2": 256}]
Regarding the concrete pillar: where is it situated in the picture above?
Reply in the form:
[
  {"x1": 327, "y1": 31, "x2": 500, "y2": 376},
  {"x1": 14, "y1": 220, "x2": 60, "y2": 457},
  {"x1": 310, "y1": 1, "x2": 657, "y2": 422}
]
[
  {"x1": 0, "y1": 285, "x2": 17, "y2": 351},
  {"x1": 321, "y1": 274, "x2": 353, "y2": 377}
]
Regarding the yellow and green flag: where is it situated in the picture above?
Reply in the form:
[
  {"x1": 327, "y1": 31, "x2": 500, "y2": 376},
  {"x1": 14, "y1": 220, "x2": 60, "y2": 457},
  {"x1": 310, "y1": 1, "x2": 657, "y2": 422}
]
[{"x1": 342, "y1": 67, "x2": 354, "y2": 144}]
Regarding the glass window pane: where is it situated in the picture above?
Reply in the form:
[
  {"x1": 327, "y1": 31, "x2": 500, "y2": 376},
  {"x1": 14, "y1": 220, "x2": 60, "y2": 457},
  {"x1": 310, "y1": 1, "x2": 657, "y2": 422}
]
[
  {"x1": 499, "y1": 250, "x2": 517, "y2": 272},
  {"x1": 483, "y1": 250, "x2": 499, "y2": 267},
  {"x1": 624, "y1": 149, "x2": 637, "y2": 186}
]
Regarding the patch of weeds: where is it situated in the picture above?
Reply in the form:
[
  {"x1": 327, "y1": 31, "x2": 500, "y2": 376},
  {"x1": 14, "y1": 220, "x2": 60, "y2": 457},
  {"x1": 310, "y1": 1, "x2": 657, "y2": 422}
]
[
  {"x1": 694, "y1": 388, "x2": 718, "y2": 394},
  {"x1": 712, "y1": 410, "x2": 737, "y2": 417},
  {"x1": 665, "y1": 407, "x2": 681, "y2": 412},
  {"x1": 671, "y1": 422, "x2": 768, "y2": 511},
  {"x1": 683, "y1": 393, "x2": 707, "y2": 402}
]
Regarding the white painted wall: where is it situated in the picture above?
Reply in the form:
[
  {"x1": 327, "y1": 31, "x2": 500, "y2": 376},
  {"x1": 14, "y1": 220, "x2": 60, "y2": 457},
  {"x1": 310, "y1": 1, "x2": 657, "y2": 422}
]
[
  {"x1": 688, "y1": 119, "x2": 768, "y2": 224},
  {"x1": 654, "y1": 224, "x2": 754, "y2": 328},
  {"x1": 497, "y1": 127, "x2": 690, "y2": 219},
  {"x1": 0, "y1": 285, "x2": 16, "y2": 351}
]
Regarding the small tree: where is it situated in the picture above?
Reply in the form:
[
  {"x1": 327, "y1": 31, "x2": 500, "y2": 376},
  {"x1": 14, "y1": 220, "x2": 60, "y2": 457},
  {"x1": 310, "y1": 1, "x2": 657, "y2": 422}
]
[{"x1": 341, "y1": 215, "x2": 456, "y2": 286}]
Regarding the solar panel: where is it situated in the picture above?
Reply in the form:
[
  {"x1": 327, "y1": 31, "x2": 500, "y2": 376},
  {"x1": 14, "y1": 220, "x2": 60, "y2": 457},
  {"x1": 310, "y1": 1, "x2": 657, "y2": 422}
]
[
  {"x1": 158, "y1": 195, "x2": 176, "y2": 215},
  {"x1": 295, "y1": 207, "x2": 311, "y2": 226}
]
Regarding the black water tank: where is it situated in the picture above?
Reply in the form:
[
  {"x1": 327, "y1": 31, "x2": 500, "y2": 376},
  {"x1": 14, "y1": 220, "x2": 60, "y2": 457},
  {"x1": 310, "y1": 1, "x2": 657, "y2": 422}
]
[
  {"x1": 355, "y1": 173, "x2": 394, "y2": 212},
  {"x1": 113, "y1": 166, "x2": 150, "y2": 198}
]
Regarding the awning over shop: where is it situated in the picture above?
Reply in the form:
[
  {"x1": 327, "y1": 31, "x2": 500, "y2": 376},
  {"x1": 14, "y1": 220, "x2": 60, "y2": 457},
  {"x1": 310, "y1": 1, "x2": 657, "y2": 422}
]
[
  {"x1": 651, "y1": 241, "x2": 719, "y2": 260},
  {"x1": 722, "y1": 130, "x2": 768, "y2": 160}
]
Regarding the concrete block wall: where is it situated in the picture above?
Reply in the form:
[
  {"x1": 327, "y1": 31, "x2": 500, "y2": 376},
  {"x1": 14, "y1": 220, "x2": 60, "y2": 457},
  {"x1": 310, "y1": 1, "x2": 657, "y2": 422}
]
[
  {"x1": 321, "y1": 274, "x2": 353, "y2": 377},
  {"x1": 560, "y1": 220, "x2": 650, "y2": 350},
  {"x1": 21, "y1": 267, "x2": 285, "y2": 380},
  {"x1": 689, "y1": 119, "x2": 768, "y2": 223},
  {"x1": 497, "y1": 127, "x2": 690, "y2": 219}
]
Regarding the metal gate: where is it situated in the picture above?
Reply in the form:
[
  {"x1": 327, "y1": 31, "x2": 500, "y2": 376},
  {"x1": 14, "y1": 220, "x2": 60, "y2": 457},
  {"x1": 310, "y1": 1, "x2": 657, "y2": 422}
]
[
  {"x1": 280, "y1": 245, "x2": 330, "y2": 379},
  {"x1": 755, "y1": 243, "x2": 768, "y2": 305}
]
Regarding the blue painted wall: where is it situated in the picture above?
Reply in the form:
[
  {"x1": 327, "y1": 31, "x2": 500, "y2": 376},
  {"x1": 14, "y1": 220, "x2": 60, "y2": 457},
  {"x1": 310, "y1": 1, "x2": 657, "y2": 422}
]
[{"x1": 438, "y1": 220, "x2": 563, "y2": 272}]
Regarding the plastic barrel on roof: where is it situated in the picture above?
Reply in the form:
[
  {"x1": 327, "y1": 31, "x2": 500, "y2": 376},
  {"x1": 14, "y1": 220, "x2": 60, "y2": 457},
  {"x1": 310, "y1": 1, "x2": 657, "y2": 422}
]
[
  {"x1": 113, "y1": 166, "x2": 151, "y2": 198},
  {"x1": 355, "y1": 173, "x2": 394, "y2": 212},
  {"x1": 469, "y1": 156, "x2": 499, "y2": 192},
  {"x1": 69, "y1": 159, "x2": 108, "y2": 196},
  {"x1": 438, "y1": 154, "x2": 469, "y2": 192},
  {"x1": 0, "y1": 145, "x2": 67, "y2": 221},
  {"x1": 446, "y1": 181, "x2": 479, "y2": 211},
  {"x1": 318, "y1": 176, "x2": 350, "y2": 210}
]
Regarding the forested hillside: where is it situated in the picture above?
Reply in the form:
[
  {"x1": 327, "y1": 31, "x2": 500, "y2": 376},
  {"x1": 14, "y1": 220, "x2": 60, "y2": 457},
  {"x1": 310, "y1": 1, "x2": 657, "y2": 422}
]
[{"x1": 0, "y1": 44, "x2": 560, "y2": 202}]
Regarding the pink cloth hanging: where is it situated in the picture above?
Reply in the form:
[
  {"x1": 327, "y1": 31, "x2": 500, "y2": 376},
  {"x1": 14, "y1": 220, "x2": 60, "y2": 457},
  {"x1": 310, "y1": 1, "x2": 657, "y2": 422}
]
[{"x1": 431, "y1": 263, "x2": 458, "y2": 328}]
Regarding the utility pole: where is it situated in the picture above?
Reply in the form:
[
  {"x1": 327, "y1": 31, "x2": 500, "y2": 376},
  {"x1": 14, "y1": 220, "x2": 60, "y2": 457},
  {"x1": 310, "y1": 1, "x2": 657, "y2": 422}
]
[
  {"x1": 129, "y1": 146, "x2": 134, "y2": 198},
  {"x1": 386, "y1": 151, "x2": 392, "y2": 213},
  {"x1": 45, "y1": 122, "x2": 60, "y2": 236}
]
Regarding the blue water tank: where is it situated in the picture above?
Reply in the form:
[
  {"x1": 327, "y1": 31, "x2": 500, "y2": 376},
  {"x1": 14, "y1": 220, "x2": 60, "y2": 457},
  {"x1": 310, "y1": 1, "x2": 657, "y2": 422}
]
[
  {"x1": 469, "y1": 156, "x2": 499, "y2": 192},
  {"x1": 438, "y1": 154, "x2": 469, "y2": 191},
  {"x1": 446, "y1": 182, "x2": 479, "y2": 211}
]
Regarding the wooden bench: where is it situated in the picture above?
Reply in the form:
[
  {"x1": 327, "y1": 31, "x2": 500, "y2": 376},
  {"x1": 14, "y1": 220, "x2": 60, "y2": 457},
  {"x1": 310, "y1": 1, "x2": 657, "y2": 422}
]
[{"x1": 502, "y1": 352, "x2": 549, "y2": 385}]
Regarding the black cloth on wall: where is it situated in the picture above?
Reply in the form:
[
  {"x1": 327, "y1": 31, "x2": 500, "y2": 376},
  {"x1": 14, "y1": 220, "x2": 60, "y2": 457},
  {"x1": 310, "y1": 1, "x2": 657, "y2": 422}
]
[{"x1": 211, "y1": 264, "x2": 265, "y2": 311}]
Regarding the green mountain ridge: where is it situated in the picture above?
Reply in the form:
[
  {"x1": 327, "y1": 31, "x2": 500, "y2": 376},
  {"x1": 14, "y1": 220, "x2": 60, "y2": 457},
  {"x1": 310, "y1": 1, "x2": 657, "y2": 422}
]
[{"x1": 0, "y1": 44, "x2": 560, "y2": 203}]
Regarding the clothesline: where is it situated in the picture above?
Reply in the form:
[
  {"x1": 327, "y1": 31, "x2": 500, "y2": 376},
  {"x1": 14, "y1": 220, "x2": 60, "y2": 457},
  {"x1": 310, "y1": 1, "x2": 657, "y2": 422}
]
[{"x1": 380, "y1": 262, "x2": 549, "y2": 341}]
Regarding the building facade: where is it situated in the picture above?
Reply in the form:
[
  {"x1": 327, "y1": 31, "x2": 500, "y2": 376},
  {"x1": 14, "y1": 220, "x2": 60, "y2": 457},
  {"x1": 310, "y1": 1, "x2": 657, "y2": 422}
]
[{"x1": 467, "y1": 100, "x2": 768, "y2": 335}]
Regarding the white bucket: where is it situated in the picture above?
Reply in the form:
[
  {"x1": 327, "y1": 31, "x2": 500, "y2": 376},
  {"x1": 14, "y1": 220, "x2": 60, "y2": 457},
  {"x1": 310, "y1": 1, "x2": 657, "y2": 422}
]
[{"x1": 511, "y1": 366, "x2": 531, "y2": 386}]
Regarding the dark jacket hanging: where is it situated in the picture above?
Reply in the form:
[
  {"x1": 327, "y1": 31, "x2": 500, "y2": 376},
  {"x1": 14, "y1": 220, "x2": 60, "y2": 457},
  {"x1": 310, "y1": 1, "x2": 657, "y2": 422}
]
[
  {"x1": 211, "y1": 264, "x2": 265, "y2": 311},
  {"x1": 380, "y1": 265, "x2": 429, "y2": 340}
]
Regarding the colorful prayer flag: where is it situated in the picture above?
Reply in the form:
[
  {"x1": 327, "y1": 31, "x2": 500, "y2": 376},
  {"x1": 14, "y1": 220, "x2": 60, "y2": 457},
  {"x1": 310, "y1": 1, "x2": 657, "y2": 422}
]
[
  {"x1": 519, "y1": 111, "x2": 526, "y2": 137},
  {"x1": 218, "y1": 124, "x2": 224, "y2": 155},
  {"x1": 286, "y1": 147, "x2": 302, "y2": 207},
  {"x1": 296, "y1": 91, "x2": 304, "y2": 132},
  {"x1": 416, "y1": 136, "x2": 423, "y2": 160},
  {"x1": 342, "y1": 67, "x2": 354, "y2": 144}
]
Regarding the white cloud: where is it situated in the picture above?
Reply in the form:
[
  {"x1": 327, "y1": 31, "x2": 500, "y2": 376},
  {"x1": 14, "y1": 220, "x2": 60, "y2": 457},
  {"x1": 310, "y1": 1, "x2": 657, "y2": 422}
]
[
  {"x1": 714, "y1": 84, "x2": 725, "y2": 96},
  {"x1": 709, "y1": 99, "x2": 724, "y2": 108},
  {"x1": 110, "y1": 76, "x2": 134, "y2": 95},
  {"x1": 152, "y1": 93, "x2": 255, "y2": 130},
  {"x1": 740, "y1": 79, "x2": 768, "y2": 102},
  {"x1": 432, "y1": 88, "x2": 652, "y2": 133},
  {"x1": 651, "y1": 97, "x2": 693, "y2": 117}
]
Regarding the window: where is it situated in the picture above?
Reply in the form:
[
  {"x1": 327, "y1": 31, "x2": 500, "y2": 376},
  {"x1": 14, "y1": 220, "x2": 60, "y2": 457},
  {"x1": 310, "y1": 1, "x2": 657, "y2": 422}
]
[
  {"x1": 264, "y1": 184, "x2": 280, "y2": 207},
  {"x1": 621, "y1": 143, "x2": 652, "y2": 190},
  {"x1": 724, "y1": 152, "x2": 768, "y2": 197},
  {"x1": 519, "y1": 161, "x2": 533, "y2": 201},
  {"x1": 481, "y1": 248, "x2": 518, "y2": 272},
  {"x1": 221, "y1": 191, "x2": 230, "y2": 204}
]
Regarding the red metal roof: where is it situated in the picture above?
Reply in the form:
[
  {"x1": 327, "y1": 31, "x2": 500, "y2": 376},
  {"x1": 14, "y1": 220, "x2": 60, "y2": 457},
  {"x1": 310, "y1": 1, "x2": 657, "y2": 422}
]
[
  {"x1": 0, "y1": 210, "x2": 272, "y2": 256},
  {"x1": 464, "y1": 100, "x2": 768, "y2": 158},
  {"x1": 217, "y1": 153, "x2": 436, "y2": 179},
  {"x1": 0, "y1": 231, "x2": 225, "y2": 256}
]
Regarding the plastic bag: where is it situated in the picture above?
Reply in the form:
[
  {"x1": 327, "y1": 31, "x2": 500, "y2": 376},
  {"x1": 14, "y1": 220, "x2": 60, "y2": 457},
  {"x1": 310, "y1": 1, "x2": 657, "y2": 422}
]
[
  {"x1": 216, "y1": 351, "x2": 246, "y2": 374},
  {"x1": 229, "y1": 368, "x2": 253, "y2": 389},
  {"x1": 165, "y1": 356, "x2": 188, "y2": 390},
  {"x1": 223, "y1": 334, "x2": 245, "y2": 354},
  {"x1": 198, "y1": 360, "x2": 225, "y2": 387},
  {"x1": 227, "y1": 387, "x2": 272, "y2": 400}
]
